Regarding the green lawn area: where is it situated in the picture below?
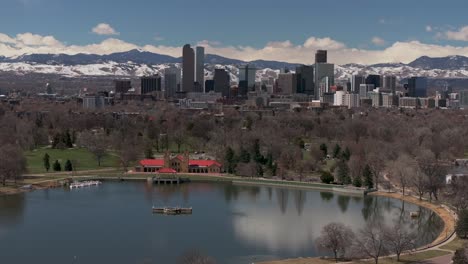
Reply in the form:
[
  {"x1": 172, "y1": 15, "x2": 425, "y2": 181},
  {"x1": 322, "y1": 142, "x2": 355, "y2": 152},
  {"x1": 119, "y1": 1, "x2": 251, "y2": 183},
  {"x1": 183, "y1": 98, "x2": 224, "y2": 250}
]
[
  {"x1": 440, "y1": 237, "x2": 468, "y2": 251},
  {"x1": 25, "y1": 148, "x2": 119, "y2": 174}
]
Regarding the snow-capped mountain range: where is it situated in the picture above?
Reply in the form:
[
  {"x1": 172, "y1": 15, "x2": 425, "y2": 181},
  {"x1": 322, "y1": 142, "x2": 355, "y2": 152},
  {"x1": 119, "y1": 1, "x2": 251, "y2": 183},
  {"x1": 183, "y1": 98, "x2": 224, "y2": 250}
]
[{"x1": 1, "y1": 50, "x2": 468, "y2": 81}]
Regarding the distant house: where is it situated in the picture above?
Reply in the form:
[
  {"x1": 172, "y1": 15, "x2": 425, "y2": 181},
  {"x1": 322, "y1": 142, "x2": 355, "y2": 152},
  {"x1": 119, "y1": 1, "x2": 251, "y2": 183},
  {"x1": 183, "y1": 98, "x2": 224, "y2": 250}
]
[{"x1": 135, "y1": 151, "x2": 222, "y2": 174}]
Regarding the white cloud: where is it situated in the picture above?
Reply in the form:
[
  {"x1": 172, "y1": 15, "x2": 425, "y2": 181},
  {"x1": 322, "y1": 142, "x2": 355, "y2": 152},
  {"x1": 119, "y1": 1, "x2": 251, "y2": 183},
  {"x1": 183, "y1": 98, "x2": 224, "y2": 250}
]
[
  {"x1": 426, "y1": 25, "x2": 433, "y2": 32},
  {"x1": 92, "y1": 23, "x2": 119, "y2": 36},
  {"x1": 445, "y1": 25, "x2": 468, "y2": 41},
  {"x1": 153, "y1": 34, "x2": 164, "y2": 41},
  {"x1": 371, "y1": 37, "x2": 386, "y2": 46},
  {"x1": 2, "y1": 32, "x2": 468, "y2": 65}
]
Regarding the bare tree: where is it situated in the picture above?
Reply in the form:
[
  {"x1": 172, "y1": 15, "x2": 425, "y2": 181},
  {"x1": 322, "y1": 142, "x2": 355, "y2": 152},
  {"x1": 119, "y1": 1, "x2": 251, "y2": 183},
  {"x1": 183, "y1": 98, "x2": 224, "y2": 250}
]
[
  {"x1": 354, "y1": 223, "x2": 388, "y2": 264},
  {"x1": 410, "y1": 167, "x2": 428, "y2": 200},
  {"x1": 0, "y1": 144, "x2": 27, "y2": 186},
  {"x1": 177, "y1": 250, "x2": 216, "y2": 264},
  {"x1": 315, "y1": 222, "x2": 355, "y2": 262},
  {"x1": 383, "y1": 223, "x2": 416, "y2": 261},
  {"x1": 387, "y1": 155, "x2": 417, "y2": 196},
  {"x1": 78, "y1": 131, "x2": 109, "y2": 166}
]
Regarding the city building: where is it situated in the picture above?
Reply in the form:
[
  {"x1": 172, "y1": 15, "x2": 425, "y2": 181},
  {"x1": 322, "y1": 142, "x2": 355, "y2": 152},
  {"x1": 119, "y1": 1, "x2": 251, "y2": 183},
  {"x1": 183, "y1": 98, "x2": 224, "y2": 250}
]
[
  {"x1": 351, "y1": 75, "x2": 365, "y2": 93},
  {"x1": 419, "y1": 98, "x2": 436, "y2": 108},
  {"x1": 315, "y1": 50, "x2": 327, "y2": 63},
  {"x1": 195, "y1": 46, "x2": 205, "y2": 92},
  {"x1": 295, "y1": 65, "x2": 314, "y2": 94},
  {"x1": 345, "y1": 93, "x2": 360, "y2": 108},
  {"x1": 359, "y1": 84, "x2": 374, "y2": 99},
  {"x1": 277, "y1": 73, "x2": 297, "y2": 94},
  {"x1": 366, "y1": 74, "x2": 381, "y2": 89},
  {"x1": 314, "y1": 63, "x2": 334, "y2": 99},
  {"x1": 368, "y1": 91, "x2": 382, "y2": 107},
  {"x1": 164, "y1": 67, "x2": 181, "y2": 98},
  {"x1": 182, "y1": 44, "x2": 195, "y2": 92},
  {"x1": 382, "y1": 75, "x2": 397, "y2": 95},
  {"x1": 115, "y1": 79, "x2": 132, "y2": 93},
  {"x1": 205, "y1": 79, "x2": 215, "y2": 93},
  {"x1": 399, "y1": 97, "x2": 419, "y2": 108},
  {"x1": 214, "y1": 69, "x2": 230, "y2": 97},
  {"x1": 136, "y1": 152, "x2": 222, "y2": 173},
  {"x1": 459, "y1": 90, "x2": 468, "y2": 108},
  {"x1": 321, "y1": 92, "x2": 335, "y2": 105},
  {"x1": 381, "y1": 93, "x2": 395, "y2": 108},
  {"x1": 141, "y1": 75, "x2": 161, "y2": 94},
  {"x1": 334, "y1": 90, "x2": 346, "y2": 106},
  {"x1": 407, "y1": 77, "x2": 428, "y2": 97},
  {"x1": 83, "y1": 95, "x2": 105, "y2": 109},
  {"x1": 238, "y1": 65, "x2": 257, "y2": 96}
]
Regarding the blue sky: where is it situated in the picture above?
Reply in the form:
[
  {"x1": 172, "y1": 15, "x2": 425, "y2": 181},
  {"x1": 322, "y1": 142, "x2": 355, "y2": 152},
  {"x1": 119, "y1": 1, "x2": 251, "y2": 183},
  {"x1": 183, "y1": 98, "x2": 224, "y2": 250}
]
[{"x1": 1, "y1": 0, "x2": 468, "y2": 64}]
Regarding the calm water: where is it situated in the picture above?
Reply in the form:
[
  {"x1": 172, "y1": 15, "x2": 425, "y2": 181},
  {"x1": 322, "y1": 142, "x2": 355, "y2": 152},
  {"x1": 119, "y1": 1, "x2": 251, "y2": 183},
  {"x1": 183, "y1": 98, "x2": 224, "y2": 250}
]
[{"x1": 0, "y1": 182, "x2": 443, "y2": 264}]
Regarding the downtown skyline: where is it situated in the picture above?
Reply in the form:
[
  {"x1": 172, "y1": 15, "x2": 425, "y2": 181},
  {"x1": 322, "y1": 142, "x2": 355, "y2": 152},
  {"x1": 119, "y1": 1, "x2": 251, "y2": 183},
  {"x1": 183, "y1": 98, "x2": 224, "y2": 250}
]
[{"x1": 1, "y1": 0, "x2": 468, "y2": 64}]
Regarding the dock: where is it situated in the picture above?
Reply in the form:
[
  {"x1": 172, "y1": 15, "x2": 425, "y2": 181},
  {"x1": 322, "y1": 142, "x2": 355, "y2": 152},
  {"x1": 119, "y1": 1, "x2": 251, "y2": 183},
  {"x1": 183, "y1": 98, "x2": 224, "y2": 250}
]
[
  {"x1": 148, "y1": 177, "x2": 190, "y2": 185},
  {"x1": 152, "y1": 207, "x2": 192, "y2": 215}
]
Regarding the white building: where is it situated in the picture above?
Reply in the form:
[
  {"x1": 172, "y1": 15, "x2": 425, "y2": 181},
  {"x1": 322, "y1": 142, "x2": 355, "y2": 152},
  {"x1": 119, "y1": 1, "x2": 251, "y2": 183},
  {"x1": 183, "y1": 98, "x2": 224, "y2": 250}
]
[
  {"x1": 334, "y1": 90, "x2": 346, "y2": 106},
  {"x1": 345, "y1": 93, "x2": 360, "y2": 108}
]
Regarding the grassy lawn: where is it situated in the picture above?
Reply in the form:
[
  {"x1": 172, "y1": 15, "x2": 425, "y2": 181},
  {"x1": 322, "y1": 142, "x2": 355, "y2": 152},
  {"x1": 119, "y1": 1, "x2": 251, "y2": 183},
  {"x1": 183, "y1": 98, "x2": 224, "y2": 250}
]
[
  {"x1": 25, "y1": 148, "x2": 119, "y2": 174},
  {"x1": 440, "y1": 237, "x2": 468, "y2": 251}
]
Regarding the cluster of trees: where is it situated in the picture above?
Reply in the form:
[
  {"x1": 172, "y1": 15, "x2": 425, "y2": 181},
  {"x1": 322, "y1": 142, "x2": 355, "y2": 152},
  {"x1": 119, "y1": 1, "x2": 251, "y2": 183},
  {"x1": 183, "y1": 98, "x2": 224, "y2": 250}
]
[{"x1": 316, "y1": 221, "x2": 416, "y2": 263}]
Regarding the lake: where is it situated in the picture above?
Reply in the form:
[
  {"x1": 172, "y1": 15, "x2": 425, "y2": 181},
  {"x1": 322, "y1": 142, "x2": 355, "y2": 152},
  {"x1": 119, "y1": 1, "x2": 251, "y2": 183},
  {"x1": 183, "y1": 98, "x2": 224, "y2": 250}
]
[{"x1": 0, "y1": 181, "x2": 444, "y2": 264}]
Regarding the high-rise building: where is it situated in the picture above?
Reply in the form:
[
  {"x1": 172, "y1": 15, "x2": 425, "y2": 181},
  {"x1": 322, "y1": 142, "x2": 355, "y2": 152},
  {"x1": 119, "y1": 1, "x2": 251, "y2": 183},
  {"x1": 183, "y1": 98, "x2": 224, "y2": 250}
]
[
  {"x1": 83, "y1": 95, "x2": 105, "y2": 109},
  {"x1": 238, "y1": 65, "x2": 257, "y2": 96},
  {"x1": 115, "y1": 79, "x2": 132, "y2": 93},
  {"x1": 164, "y1": 68, "x2": 181, "y2": 98},
  {"x1": 345, "y1": 93, "x2": 360, "y2": 108},
  {"x1": 366, "y1": 74, "x2": 381, "y2": 89},
  {"x1": 315, "y1": 50, "x2": 327, "y2": 63},
  {"x1": 205, "y1": 80, "x2": 215, "y2": 93},
  {"x1": 459, "y1": 90, "x2": 468, "y2": 108},
  {"x1": 359, "y1": 84, "x2": 374, "y2": 99},
  {"x1": 382, "y1": 75, "x2": 397, "y2": 95},
  {"x1": 314, "y1": 63, "x2": 334, "y2": 99},
  {"x1": 141, "y1": 75, "x2": 161, "y2": 94},
  {"x1": 295, "y1": 65, "x2": 314, "y2": 94},
  {"x1": 214, "y1": 69, "x2": 230, "y2": 97},
  {"x1": 182, "y1": 44, "x2": 195, "y2": 92},
  {"x1": 277, "y1": 73, "x2": 297, "y2": 94},
  {"x1": 407, "y1": 77, "x2": 428, "y2": 97},
  {"x1": 195, "y1": 46, "x2": 205, "y2": 92},
  {"x1": 334, "y1": 90, "x2": 346, "y2": 106},
  {"x1": 351, "y1": 75, "x2": 365, "y2": 93},
  {"x1": 368, "y1": 91, "x2": 382, "y2": 107}
]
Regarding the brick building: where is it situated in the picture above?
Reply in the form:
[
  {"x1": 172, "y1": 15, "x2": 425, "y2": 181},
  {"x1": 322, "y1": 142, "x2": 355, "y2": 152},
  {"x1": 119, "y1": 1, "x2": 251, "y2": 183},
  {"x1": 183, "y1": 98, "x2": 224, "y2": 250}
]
[{"x1": 135, "y1": 152, "x2": 222, "y2": 174}]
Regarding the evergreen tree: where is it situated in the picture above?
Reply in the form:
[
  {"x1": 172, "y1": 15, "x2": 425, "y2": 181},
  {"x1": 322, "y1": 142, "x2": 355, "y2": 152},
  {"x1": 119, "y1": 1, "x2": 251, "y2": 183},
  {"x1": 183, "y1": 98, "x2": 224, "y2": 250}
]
[
  {"x1": 337, "y1": 160, "x2": 351, "y2": 184},
  {"x1": 64, "y1": 160, "x2": 73, "y2": 171},
  {"x1": 65, "y1": 130, "x2": 73, "y2": 148},
  {"x1": 53, "y1": 160, "x2": 62, "y2": 172},
  {"x1": 342, "y1": 147, "x2": 351, "y2": 161},
  {"x1": 43, "y1": 153, "x2": 50, "y2": 172},
  {"x1": 320, "y1": 171, "x2": 334, "y2": 184},
  {"x1": 319, "y1": 143, "x2": 328, "y2": 157},
  {"x1": 332, "y1": 144, "x2": 341, "y2": 158},
  {"x1": 363, "y1": 165, "x2": 374, "y2": 189},
  {"x1": 239, "y1": 148, "x2": 251, "y2": 163},
  {"x1": 456, "y1": 209, "x2": 468, "y2": 239},
  {"x1": 252, "y1": 139, "x2": 265, "y2": 163},
  {"x1": 353, "y1": 175, "x2": 362, "y2": 187},
  {"x1": 144, "y1": 146, "x2": 154, "y2": 159},
  {"x1": 452, "y1": 248, "x2": 468, "y2": 264},
  {"x1": 225, "y1": 147, "x2": 237, "y2": 174}
]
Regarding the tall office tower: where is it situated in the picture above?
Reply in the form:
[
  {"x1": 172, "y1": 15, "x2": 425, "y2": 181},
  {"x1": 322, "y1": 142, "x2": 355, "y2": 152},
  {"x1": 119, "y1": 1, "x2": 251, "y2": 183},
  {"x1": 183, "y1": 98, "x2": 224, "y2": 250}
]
[
  {"x1": 277, "y1": 73, "x2": 297, "y2": 94},
  {"x1": 182, "y1": 44, "x2": 195, "y2": 92},
  {"x1": 351, "y1": 75, "x2": 365, "y2": 93},
  {"x1": 214, "y1": 69, "x2": 230, "y2": 97},
  {"x1": 195, "y1": 46, "x2": 205, "y2": 92},
  {"x1": 295, "y1": 65, "x2": 314, "y2": 94},
  {"x1": 314, "y1": 63, "x2": 334, "y2": 100},
  {"x1": 141, "y1": 75, "x2": 162, "y2": 94},
  {"x1": 366, "y1": 74, "x2": 381, "y2": 89},
  {"x1": 407, "y1": 77, "x2": 428, "y2": 97},
  {"x1": 205, "y1": 80, "x2": 215, "y2": 93},
  {"x1": 238, "y1": 65, "x2": 257, "y2": 96},
  {"x1": 315, "y1": 50, "x2": 327, "y2": 63},
  {"x1": 459, "y1": 90, "x2": 468, "y2": 108},
  {"x1": 359, "y1": 84, "x2": 375, "y2": 98},
  {"x1": 382, "y1": 75, "x2": 397, "y2": 94},
  {"x1": 114, "y1": 79, "x2": 132, "y2": 93},
  {"x1": 164, "y1": 68, "x2": 181, "y2": 98}
]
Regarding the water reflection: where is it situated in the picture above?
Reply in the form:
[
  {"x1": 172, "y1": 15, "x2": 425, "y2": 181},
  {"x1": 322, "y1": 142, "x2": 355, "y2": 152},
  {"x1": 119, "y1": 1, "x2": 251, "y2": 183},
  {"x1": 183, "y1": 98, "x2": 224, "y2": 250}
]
[
  {"x1": 337, "y1": 195, "x2": 351, "y2": 213},
  {"x1": 320, "y1": 191, "x2": 334, "y2": 202},
  {"x1": 0, "y1": 194, "x2": 25, "y2": 238}
]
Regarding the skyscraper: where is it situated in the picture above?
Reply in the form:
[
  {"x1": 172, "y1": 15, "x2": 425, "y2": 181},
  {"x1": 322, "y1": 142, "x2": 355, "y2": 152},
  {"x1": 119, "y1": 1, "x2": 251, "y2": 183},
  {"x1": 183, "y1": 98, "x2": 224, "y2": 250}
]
[
  {"x1": 277, "y1": 73, "x2": 297, "y2": 94},
  {"x1": 141, "y1": 75, "x2": 161, "y2": 94},
  {"x1": 195, "y1": 46, "x2": 205, "y2": 92},
  {"x1": 164, "y1": 67, "x2": 181, "y2": 98},
  {"x1": 366, "y1": 74, "x2": 381, "y2": 89},
  {"x1": 214, "y1": 69, "x2": 230, "y2": 97},
  {"x1": 314, "y1": 63, "x2": 334, "y2": 100},
  {"x1": 382, "y1": 75, "x2": 397, "y2": 95},
  {"x1": 315, "y1": 50, "x2": 327, "y2": 63},
  {"x1": 351, "y1": 75, "x2": 365, "y2": 93},
  {"x1": 407, "y1": 77, "x2": 427, "y2": 97},
  {"x1": 295, "y1": 65, "x2": 314, "y2": 94},
  {"x1": 182, "y1": 44, "x2": 195, "y2": 92},
  {"x1": 238, "y1": 65, "x2": 257, "y2": 96}
]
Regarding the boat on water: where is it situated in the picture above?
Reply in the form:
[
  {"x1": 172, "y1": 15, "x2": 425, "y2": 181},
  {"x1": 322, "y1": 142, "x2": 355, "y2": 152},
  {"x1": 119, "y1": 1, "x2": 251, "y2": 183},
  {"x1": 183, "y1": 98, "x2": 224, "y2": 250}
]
[
  {"x1": 69, "y1": 181, "x2": 102, "y2": 189},
  {"x1": 152, "y1": 206, "x2": 192, "y2": 215}
]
